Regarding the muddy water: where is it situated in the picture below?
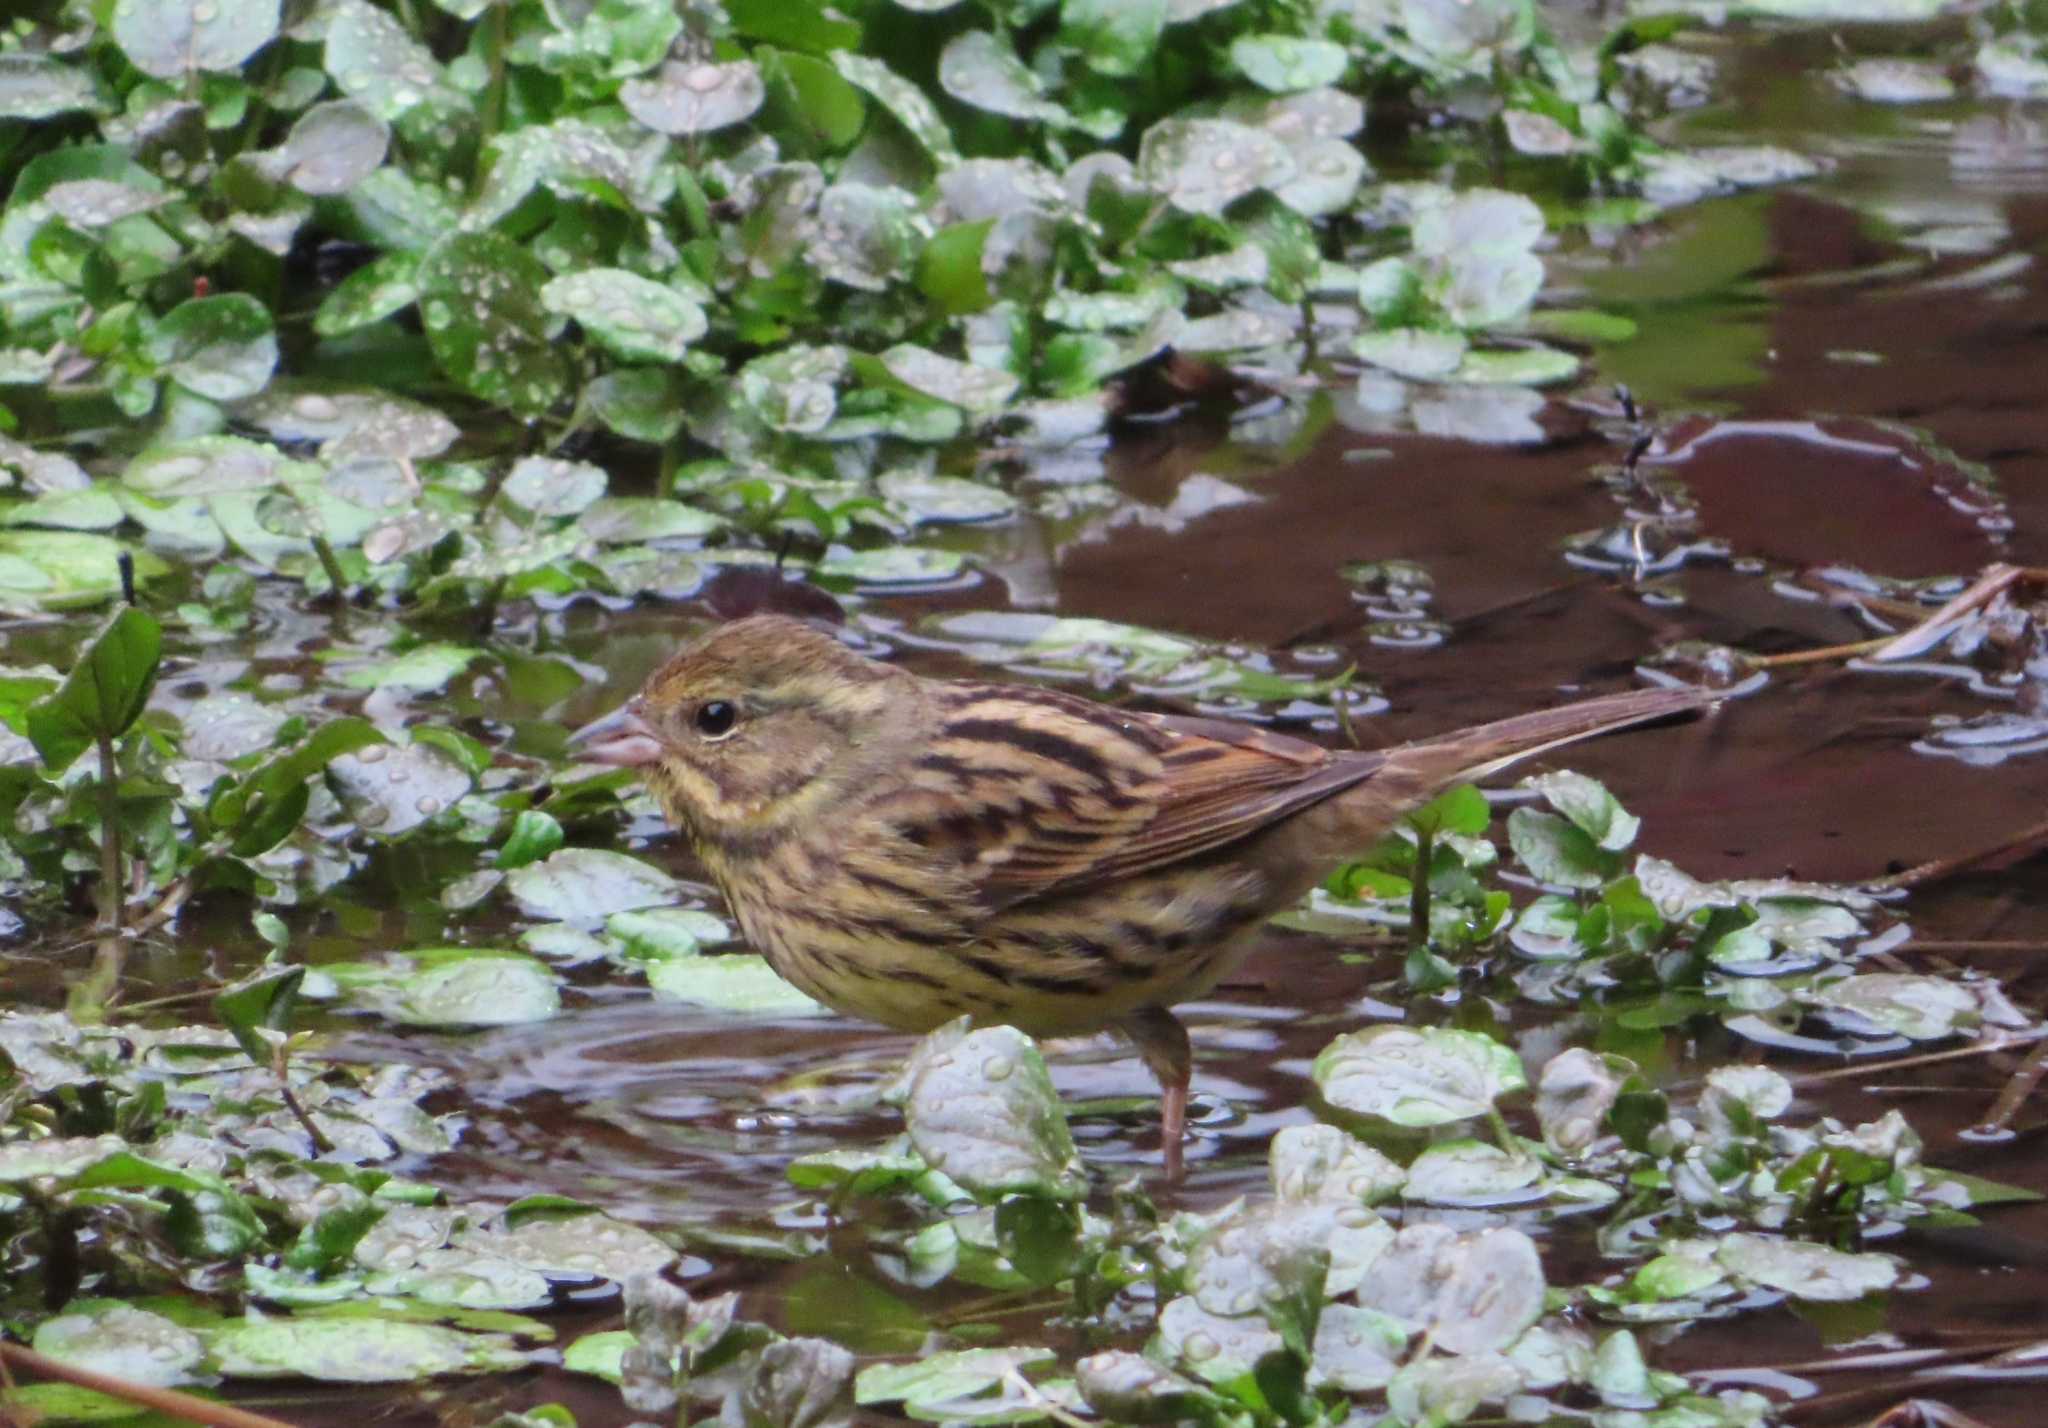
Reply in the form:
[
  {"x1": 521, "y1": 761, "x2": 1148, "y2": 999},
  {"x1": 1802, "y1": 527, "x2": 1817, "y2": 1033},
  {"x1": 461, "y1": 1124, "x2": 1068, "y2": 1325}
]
[
  {"x1": 350, "y1": 223, "x2": 2048, "y2": 1428},
  {"x1": 23, "y1": 29, "x2": 2048, "y2": 1428},
  {"x1": 357, "y1": 47, "x2": 2048, "y2": 1428}
]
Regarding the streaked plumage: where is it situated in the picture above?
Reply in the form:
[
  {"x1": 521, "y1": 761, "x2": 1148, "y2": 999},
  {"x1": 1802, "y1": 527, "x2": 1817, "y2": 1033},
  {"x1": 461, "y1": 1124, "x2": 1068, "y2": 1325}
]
[{"x1": 575, "y1": 614, "x2": 1713, "y2": 1173}]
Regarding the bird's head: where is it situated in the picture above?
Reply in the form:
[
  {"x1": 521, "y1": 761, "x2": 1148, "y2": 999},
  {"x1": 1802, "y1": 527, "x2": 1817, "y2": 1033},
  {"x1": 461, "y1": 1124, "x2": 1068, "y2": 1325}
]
[{"x1": 570, "y1": 615, "x2": 907, "y2": 843}]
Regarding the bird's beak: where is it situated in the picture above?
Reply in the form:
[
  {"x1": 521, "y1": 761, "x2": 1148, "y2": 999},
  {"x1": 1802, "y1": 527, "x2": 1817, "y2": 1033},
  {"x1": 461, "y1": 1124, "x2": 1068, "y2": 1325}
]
[{"x1": 568, "y1": 699, "x2": 665, "y2": 767}]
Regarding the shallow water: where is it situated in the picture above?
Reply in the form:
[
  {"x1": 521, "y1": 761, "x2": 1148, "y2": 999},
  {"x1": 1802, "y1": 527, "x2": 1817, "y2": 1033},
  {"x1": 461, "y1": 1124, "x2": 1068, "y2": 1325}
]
[{"x1": 10, "y1": 20, "x2": 2048, "y2": 1428}]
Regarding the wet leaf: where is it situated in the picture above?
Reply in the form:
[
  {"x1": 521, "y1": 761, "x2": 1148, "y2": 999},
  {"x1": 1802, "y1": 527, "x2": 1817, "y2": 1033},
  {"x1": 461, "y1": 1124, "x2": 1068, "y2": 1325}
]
[
  {"x1": 501, "y1": 456, "x2": 608, "y2": 517},
  {"x1": 1310, "y1": 1304, "x2": 1408, "y2": 1391},
  {"x1": 1805, "y1": 974, "x2": 1982, "y2": 1041},
  {"x1": 1356, "y1": 1224, "x2": 1544, "y2": 1354},
  {"x1": 214, "y1": 966, "x2": 305, "y2": 1064},
  {"x1": 454, "y1": 1210, "x2": 677, "y2": 1282},
  {"x1": 276, "y1": 100, "x2": 390, "y2": 195},
  {"x1": 498, "y1": 810, "x2": 564, "y2": 871},
  {"x1": 855, "y1": 1347, "x2": 1056, "y2": 1412},
  {"x1": 1533, "y1": 1047, "x2": 1628, "y2": 1155},
  {"x1": 1059, "y1": 0, "x2": 1167, "y2": 77},
  {"x1": 1385, "y1": 1352, "x2": 1523, "y2": 1425},
  {"x1": 111, "y1": 0, "x2": 279, "y2": 80},
  {"x1": 32, "y1": 1302, "x2": 205, "y2": 1388},
  {"x1": 1402, "y1": 1140, "x2": 1544, "y2": 1204},
  {"x1": 506, "y1": 848, "x2": 680, "y2": 922},
  {"x1": 1312, "y1": 1024, "x2": 1527, "y2": 1126},
  {"x1": 1138, "y1": 118, "x2": 1294, "y2": 217},
  {"x1": 940, "y1": 38, "x2": 1068, "y2": 133},
  {"x1": 1355, "y1": 327, "x2": 1467, "y2": 379},
  {"x1": 1713, "y1": 1234, "x2": 1899, "y2": 1301},
  {"x1": 540, "y1": 269, "x2": 707, "y2": 364},
  {"x1": 1076, "y1": 1351, "x2": 1221, "y2": 1421},
  {"x1": 877, "y1": 344, "x2": 1020, "y2": 415},
  {"x1": 645, "y1": 954, "x2": 828, "y2": 1016},
  {"x1": 743, "y1": 1337, "x2": 857, "y2": 1428},
  {"x1": 327, "y1": 740, "x2": 474, "y2": 837},
  {"x1": 1185, "y1": 1199, "x2": 1336, "y2": 1356},
  {"x1": 415, "y1": 231, "x2": 568, "y2": 416},
  {"x1": 608, "y1": 906, "x2": 730, "y2": 960},
  {"x1": 204, "y1": 1314, "x2": 530, "y2": 1381},
  {"x1": 621, "y1": 60, "x2": 765, "y2": 135},
  {"x1": 125, "y1": 435, "x2": 316, "y2": 499},
  {"x1": 831, "y1": 53, "x2": 960, "y2": 166},
  {"x1": 897, "y1": 1023, "x2": 1085, "y2": 1201},
  {"x1": 0, "y1": 54, "x2": 101, "y2": 120},
  {"x1": 318, "y1": 950, "x2": 561, "y2": 1028},
  {"x1": 27, "y1": 605, "x2": 161, "y2": 771},
  {"x1": 1509, "y1": 808, "x2": 1619, "y2": 889},
  {"x1": 1231, "y1": 36, "x2": 1348, "y2": 93},
  {"x1": 1270, "y1": 1123, "x2": 1406, "y2": 1210}
]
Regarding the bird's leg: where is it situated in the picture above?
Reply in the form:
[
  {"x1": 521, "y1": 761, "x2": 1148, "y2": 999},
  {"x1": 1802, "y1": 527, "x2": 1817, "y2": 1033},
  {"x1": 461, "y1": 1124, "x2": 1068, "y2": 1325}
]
[{"x1": 1116, "y1": 1006, "x2": 1191, "y2": 1180}]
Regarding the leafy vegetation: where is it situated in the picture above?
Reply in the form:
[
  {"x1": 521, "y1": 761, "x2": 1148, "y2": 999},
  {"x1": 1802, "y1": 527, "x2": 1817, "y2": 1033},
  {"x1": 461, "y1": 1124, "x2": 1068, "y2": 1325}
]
[{"x1": 3, "y1": 0, "x2": 2046, "y2": 1421}]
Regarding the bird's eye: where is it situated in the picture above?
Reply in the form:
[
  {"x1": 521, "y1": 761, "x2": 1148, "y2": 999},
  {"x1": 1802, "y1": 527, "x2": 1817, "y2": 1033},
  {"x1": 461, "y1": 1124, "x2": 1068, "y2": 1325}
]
[{"x1": 694, "y1": 700, "x2": 738, "y2": 739}]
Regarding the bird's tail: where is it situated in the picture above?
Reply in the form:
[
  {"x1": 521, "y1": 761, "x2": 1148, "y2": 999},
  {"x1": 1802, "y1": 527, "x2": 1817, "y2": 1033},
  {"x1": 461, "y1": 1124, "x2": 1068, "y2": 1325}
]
[{"x1": 1369, "y1": 685, "x2": 1717, "y2": 808}]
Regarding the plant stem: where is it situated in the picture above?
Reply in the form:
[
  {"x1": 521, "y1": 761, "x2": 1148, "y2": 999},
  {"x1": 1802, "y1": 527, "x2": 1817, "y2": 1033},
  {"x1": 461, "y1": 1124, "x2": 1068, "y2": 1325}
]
[
  {"x1": 482, "y1": 0, "x2": 507, "y2": 137},
  {"x1": 94, "y1": 731, "x2": 121, "y2": 935},
  {"x1": 310, "y1": 535, "x2": 353, "y2": 636},
  {"x1": 1408, "y1": 823, "x2": 1435, "y2": 952},
  {"x1": 273, "y1": 1042, "x2": 336, "y2": 1155},
  {"x1": 69, "y1": 733, "x2": 128, "y2": 1023}
]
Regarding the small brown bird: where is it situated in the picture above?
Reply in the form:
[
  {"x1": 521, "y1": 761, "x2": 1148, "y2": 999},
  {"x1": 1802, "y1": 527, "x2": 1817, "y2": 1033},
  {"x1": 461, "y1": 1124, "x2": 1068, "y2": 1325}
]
[{"x1": 574, "y1": 615, "x2": 1711, "y2": 1173}]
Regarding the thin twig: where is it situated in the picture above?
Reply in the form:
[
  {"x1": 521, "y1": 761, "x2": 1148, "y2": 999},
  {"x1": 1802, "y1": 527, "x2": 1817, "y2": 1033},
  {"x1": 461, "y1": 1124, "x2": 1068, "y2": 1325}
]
[
  {"x1": 1746, "y1": 636, "x2": 1898, "y2": 669},
  {"x1": 1976, "y1": 1035, "x2": 2048, "y2": 1137},
  {"x1": 1787, "y1": 1031, "x2": 2048, "y2": 1086},
  {"x1": 0, "y1": 1342, "x2": 300, "y2": 1428},
  {"x1": 1871, "y1": 815, "x2": 2048, "y2": 892}
]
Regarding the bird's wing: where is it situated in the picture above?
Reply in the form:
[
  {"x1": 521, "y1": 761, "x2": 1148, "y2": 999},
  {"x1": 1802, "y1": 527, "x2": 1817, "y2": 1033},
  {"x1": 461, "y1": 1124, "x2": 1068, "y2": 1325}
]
[{"x1": 871, "y1": 686, "x2": 1383, "y2": 909}]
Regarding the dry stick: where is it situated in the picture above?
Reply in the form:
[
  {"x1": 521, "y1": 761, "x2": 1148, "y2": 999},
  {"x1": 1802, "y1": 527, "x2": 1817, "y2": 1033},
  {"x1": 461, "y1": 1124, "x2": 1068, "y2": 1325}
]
[
  {"x1": 1976, "y1": 1035, "x2": 2048, "y2": 1136},
  {"x1": 1746, "y1": 636, "x2": 1899, "y2": 669},
  {"x1": 1788, "y1": 1030, "x2": 2048, "y2": 1086},
  {"x1": 1871, "y1": 813, "x2": 2048, "y2": 892},
  {"x1": 0, "y1": 1342, "x2": 299, "y2": 1428}
]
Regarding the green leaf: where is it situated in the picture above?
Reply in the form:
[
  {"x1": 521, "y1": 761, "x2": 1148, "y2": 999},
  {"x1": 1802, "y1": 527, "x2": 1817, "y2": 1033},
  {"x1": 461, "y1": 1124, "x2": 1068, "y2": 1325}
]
[
  {"x1": 1507, "y1": 807, "x2": 1619, "y2": 889},
  {"x1": 111, "y1": 0, "x2": 280, "y2": 80},
  {"x1": 316, "y1": 949, "x2": 561, "y2": 1028},
  {"x1": 762, "y1": 49, "x2": 867, "y2": 150},
  {"x1": 203, "y1": 1314, "x2": 530, "y2": 1381},
  {"x1": 897, "y1": 1022, "x2": 1085, "y2": 1201},
  {"x1": 646, "y1": 954, "x2": 827, "y2": 1016},
  {"x1": 215, "y1": 716, "x2": 387, "y2": 855},
  {"x1": 506, "y1": 847, "x2": 680, "y2": 922},
  {"x1": 499, "y1": 810, "x2": 565, "y2": 870},
  {"x1": 619, "y1": 59, "x2": 765, "y2": 135},
  {"x1": 856, "y1": 1347, "x2": 1056, "y2": 1409},
  {"x1": 917, "y1": 220, "x2": 994, "y2": 316},
  {"x1": 1312, "y1": 1025, "x2": 1527, "y2": 1127},
  {"x1": 213, "y1": 966, "x2": 305, "y2": 1064},
  {"x1": 27, "y1": 604, "x2": 162, "y2": 770},
  {"x1": 830, "y1": 53, "x2": 959, "y2": 166},
  {"x1": 1406, "y1": 783, "x2": 1491, "y2": 838},
  {"x1": 1230, "y1": 36, "x2": 1348, "y2": 93},
  {"x1": 1058, "y1": 0, "x2": 1166, "y2": 77},
  {"x1": 415, "y1": 232, "x2": 569, "y2": 416},
  {"x1": 149, "y1": 290, "x2": 280, "y2": 397}
]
